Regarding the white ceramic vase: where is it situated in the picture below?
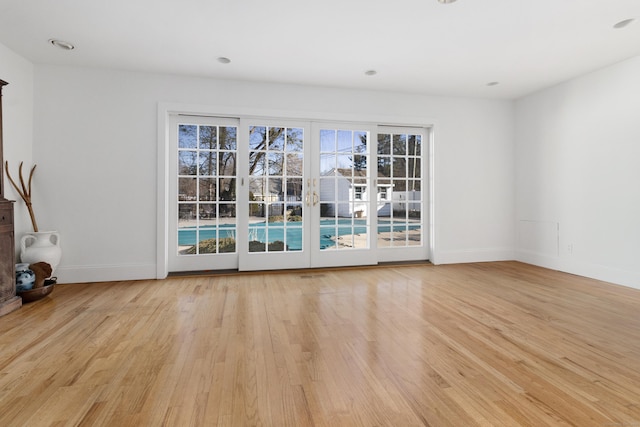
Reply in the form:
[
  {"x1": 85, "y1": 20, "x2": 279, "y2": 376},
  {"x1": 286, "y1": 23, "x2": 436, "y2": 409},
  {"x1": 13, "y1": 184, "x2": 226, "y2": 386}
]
[{"x1": 20, "y1": 231, "x2": 62, "y2": 274}]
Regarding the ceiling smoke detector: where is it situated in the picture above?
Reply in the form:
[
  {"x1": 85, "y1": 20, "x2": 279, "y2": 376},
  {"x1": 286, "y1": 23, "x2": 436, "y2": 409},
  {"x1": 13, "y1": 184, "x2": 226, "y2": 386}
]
[
  {"x1": 49, "y1": 39, "x2": 75, "y2": 50},
  {"x1": 613, "y1": 18, "x2": 635, "y2": 29}
]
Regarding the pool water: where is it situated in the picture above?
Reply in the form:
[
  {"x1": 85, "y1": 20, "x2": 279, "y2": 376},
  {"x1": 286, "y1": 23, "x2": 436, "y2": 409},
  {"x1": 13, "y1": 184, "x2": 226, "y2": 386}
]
[{"x1": 179, "y1": 219, "x2": 420, "y2": 250}]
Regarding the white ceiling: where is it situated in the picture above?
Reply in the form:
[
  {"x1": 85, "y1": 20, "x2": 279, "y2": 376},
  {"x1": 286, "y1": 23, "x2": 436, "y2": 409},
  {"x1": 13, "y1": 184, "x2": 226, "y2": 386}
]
[{"x1": 0, "y1": 0, "x2": 639, "y2": 99}]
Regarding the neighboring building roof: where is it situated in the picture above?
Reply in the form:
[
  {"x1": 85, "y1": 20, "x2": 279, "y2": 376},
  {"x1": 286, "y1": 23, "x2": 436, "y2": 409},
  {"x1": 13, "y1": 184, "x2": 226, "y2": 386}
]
[{"x1": 324, "y1": 168, "x2": 392, "y2": 186}]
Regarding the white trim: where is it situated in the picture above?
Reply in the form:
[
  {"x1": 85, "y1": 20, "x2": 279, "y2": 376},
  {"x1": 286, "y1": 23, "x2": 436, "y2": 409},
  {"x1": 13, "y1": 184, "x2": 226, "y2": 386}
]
[
  {"x1": 432, "y1": 248, "x2": 515, "y2": 265},
  {"x1": 57, "y1": 263, "x2": 157, "y2": 284},
  {"x1": 428, "y1": 126, "x2": 437, "y2": 266},
  {"x1": 158, "y1": 102, "x2": 436, "y2": 128},
  {"x1": 516, "y1": 251, "x2": 640, "y2": 291},
  {"x1": 157, "y1": 106, "x2": 170, "y2": 279}
]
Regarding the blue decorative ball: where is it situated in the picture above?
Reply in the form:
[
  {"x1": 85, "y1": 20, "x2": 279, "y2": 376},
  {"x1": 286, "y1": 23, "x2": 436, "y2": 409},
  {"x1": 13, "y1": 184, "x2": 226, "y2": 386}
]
[{"x1": 16, "y1": 269, "x2": 36, "y2": 292}]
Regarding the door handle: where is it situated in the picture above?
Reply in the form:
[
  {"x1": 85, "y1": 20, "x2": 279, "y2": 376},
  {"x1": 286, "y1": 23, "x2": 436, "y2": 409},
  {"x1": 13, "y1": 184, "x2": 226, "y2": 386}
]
[
  {"x1": 306, "y1": 191, "x2": 310, "y2": 207},
  {"x1": 313, "y1": 191, "x2": 319, "y2": 206}
]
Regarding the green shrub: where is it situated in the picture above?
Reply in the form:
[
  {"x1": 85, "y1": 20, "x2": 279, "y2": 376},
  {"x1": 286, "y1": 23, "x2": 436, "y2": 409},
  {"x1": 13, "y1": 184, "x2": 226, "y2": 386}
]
[
  {"x1": 184, "y1": 237, "x2": 236, "y2": 254},
  {"x1": 248, "y1": 240, "x2": 287, "y2": 252}
]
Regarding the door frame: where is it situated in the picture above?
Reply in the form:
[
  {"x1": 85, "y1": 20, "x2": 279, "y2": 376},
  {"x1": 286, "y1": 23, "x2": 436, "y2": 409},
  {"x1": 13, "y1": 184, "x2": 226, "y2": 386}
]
[{"x1": 157, "y1": 103, "x2": 435, "y2": 278}]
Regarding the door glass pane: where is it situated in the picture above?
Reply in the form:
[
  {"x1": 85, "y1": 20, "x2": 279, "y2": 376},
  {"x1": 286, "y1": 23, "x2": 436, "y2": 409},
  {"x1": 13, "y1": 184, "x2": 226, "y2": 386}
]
[
  {"x1": 377, "y1": 132, "x2": 423, "y2": 248},
  {"x1": 269, "y1": 127, "x2": 285, "y2": 150},
  {"x1": 179, "y1": 151, "x2": 197, "y2": 175},
  {"x1": 393, "y1": 157, "x2": 407, "y2": 178},
  {"x1": 408, "y1": 158, "x2": 421, "y2": 180},
  {"x1": 179, "y1": 125, "x2": 197, "y2": 149},
  {"x1": 320, "y1": 154, "x2": 336, "y2": 175},
  {"x1": 337, "y1": 130, "x2": 352, "y2": 152},
  {"x1": 249, "y1": 126, "x2": 267, "y2": 150},
  {"x1": 286, "y1": 128, "x2": 304, "y2": 152},
  {"x1": 393, "y1": 134, "x2": 407, "y2": 155},
  {"x1": 221, "y1": 127, "x2": 237, "y2": 150},
  {"x1": 287, "y1": 154, "x2": 303, "y2": 176},
  {"x1": 179, "y1": 177, "x2": 196, "y2": 201},
  {"x1": 248, "y1": 125, "x2": 304, "y2": 253},
  {"x1": 198, "y1": 178, "x2": 216, "y2": 201},
  {"x1": 320, "y1": 129, "x2": 336, "y2": 152},
  {"x1": 408, "y1": 134, "x2": 421, "y2": 156},
  {"x1": 286, "y1": 178, "x2": 303, "y2": 202},
  {"x1": 177, "y1": 123, "x2": 237, "y2": 256},
  {"x1": 378, "y1": 133, "x2": 391, "y2": 155},
  {"x1": 199, "y1": 152, "x2": 216, "y2": 176},
  {"x1": 336, "y1": 154, "x2": 352, "y2": 169},
  {"x1": 199, "y1": 126, "x2": 217, "y2": 149},
  {"x1": 319, "y1": 128, "x2": 370, "y2": 251}
]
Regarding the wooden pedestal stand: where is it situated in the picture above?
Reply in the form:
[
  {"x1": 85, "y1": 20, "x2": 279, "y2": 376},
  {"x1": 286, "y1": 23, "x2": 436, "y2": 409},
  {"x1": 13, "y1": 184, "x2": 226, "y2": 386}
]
[{"x1": 0, "y1": 79, "x2": 21, "y2": 316}]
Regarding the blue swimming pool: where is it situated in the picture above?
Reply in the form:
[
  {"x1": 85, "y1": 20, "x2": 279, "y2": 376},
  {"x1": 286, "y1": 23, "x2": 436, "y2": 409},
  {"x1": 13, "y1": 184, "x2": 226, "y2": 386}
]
[{"x1": 179, "y1": 219, "x2": 420, "y2": 250}]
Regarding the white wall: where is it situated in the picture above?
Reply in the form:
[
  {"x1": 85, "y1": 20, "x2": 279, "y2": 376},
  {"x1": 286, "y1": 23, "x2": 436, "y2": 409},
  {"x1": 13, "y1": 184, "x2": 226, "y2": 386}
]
[
  {"x1": 515, "y1": 55, "x2": 640, "y2": 289},
  {"x1": 0, "y1": 43, "x2": 34, "y2": 246},
  {"x1": 31, "y1": 64, "x2": 515, "y2": 283},
  {"x1": 433, "y1": 97, "x2": 515, "y2": 264}
]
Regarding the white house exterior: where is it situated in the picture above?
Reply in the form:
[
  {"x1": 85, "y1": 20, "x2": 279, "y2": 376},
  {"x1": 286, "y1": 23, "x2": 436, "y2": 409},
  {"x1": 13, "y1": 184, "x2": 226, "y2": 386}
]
[{"x1": 319, "y1": 168, "x2": 393, "y2": 218}]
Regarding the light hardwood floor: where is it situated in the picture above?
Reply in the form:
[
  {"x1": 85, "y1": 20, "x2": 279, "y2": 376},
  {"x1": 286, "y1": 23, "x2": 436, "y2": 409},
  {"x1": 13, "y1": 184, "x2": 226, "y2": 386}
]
[{"x1": 1, "y1": 261, "x2": 640, "y2": 426}]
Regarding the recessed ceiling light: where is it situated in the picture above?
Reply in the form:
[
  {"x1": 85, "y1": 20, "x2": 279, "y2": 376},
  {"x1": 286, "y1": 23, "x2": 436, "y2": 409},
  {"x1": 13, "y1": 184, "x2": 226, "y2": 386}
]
[
  {"x1": 613, "y1": 18, "x2": 635, "y2": 29},
  {"x1": 48, "y1": 39, "x2": 75, "y2": 51},
  {"x1": 437, "y1": 0, "x2": 458, "y2": 3},
  {"x1": 364, "y1": 70, "x2": 377, "y2": 76},
  {"x1": 217, "y1": 57, "x2": 231, "y2": 64},
  {"x1": 487, "y1": 81, "x2": 500, "y2": 86}
]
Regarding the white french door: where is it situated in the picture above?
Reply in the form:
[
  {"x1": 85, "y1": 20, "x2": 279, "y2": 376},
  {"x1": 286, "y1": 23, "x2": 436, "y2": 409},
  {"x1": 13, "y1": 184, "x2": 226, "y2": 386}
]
[
  {"x1": 167, "y1": 115, "x2": 429, "y2": 273},
  {"x1": 375, "y1": 126, "x2": 429, "y2": 263},
  {"x1": 237, "y1": 119, "x2": 311, "y2": 271},
  {"x1": 168, "y1": 115, "x2": 239, "y2": 272},
  {"x1": 308, "y1": 122, "x2": 377, "y2": 268}
]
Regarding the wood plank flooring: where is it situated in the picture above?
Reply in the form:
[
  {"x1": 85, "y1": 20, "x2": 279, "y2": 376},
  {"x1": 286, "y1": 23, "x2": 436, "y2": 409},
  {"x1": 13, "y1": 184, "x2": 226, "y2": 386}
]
[{"x1": 1, "y1": 261, "x2": 640, "y2": 426}]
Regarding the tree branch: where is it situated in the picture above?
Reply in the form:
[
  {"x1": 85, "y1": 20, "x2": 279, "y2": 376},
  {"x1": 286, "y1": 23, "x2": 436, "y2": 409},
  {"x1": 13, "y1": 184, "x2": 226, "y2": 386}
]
[{"x1": 5, "y1": 161, "x2": 39, "y2": 232}]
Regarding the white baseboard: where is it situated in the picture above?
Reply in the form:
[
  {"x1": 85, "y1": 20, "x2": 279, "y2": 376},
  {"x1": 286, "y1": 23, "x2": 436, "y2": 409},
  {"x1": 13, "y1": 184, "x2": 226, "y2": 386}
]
[
  {"x1": 515, "y1": 250, "x2": 640, "y2": 291},
  {"x1": 55, "y1": 263, "x2": 157, "y2": 284},
  {"x1": 52, "y1": 252, "x2": 640, "y2": 292},
  {"x1": 515, "y1": 250, "x2": 562, "y2": 270},
  {"x1": 432, "y1": 248, "x2": 515, "y2": 265}
]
